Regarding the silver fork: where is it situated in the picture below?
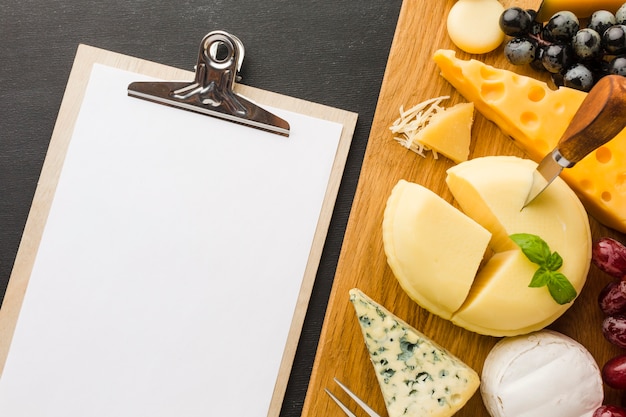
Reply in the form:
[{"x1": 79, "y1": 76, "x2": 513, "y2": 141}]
[{"x1": 324, "y1": 377, "x2": 382, "y2": 417}]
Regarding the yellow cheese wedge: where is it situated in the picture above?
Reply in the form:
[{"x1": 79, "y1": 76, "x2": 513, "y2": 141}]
[
  {"x1": 537, "y1": 0, "x2": 625, "y2": 21},
  {"x1": 382, "y1": 156, "x2": 591, "y2": 336},
  {"x1": 433, "y1": 48, "x2": 626, "y2": 233},
  {"x1": 415, "y1": 102, "x2": 474, "y2": 163},
  {"x1": 383, "y1": 180, "x2": 491, "y2": 319},
  {"x1": 447, "y1": 0, "x2": 505, "y2": 54},
  {"x1": 391, "y1": 98, "x2": 473, "y2": 163}
]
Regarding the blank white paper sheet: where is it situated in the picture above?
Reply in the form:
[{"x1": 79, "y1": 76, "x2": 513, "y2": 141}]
[{"x1": 0, "y1": 64, "x2": 343, "y2": 416}]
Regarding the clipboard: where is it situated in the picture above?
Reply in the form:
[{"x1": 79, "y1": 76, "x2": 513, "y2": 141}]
[{"x1": 0, "y1": 37, "x2": 356, "y2": 416}]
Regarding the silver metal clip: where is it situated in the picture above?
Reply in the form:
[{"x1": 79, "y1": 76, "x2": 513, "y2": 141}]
[{"x1": 128, "y1": 31, "x2": 290, "y2": 136}]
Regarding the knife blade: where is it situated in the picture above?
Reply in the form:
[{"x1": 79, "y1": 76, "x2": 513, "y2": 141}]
[{"x1": 523, "y1": 74, "x2": 626, "y2": 208}]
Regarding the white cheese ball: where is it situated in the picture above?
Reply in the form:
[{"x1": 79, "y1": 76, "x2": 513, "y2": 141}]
[
  {"x1": 481, "y1": 330, "x2": 603, "y2": 417},
  {"x1": 446, "y1": 0, "x2": 505, "y2": 54}
]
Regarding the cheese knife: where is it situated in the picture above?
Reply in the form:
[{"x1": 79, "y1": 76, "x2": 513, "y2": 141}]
[{"x1": 523, "y1": 74, "x2": 626, "y2": 208}]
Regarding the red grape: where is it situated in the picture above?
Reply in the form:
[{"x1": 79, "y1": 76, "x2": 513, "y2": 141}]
[
  {"x1": 603, "y1": 315, "x2": 626, "y2": 348},
  {"x1": 603, "y1": 354, "x2": 626, "y2": 389},
  {"x1": 594, "y1": 405, "x2": 626, "y2": 417},
  {"x1": 599, "y1": 280, "x2": 626, "y2": 315},
  {"x1": 592, "y1": 238, "x2": 626, "y2": 279}
]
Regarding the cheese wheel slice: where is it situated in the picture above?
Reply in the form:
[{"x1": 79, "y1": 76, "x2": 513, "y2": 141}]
[
  {"x1": 350, "y1": 288, "x2": 480, "y2": 417},
  {"x1": 481, "y1": 330, "x2": 603, "y2": 417},
  {"x1": 383, "y1": 180, "x2": 492, "y2": 319},
  {"x1": 433, "y1": 48, "x2": 626, "y2": 233}
]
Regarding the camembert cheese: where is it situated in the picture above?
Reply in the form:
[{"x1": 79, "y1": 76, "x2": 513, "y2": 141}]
[
  {"x1": 349, "y1": 288, "x2": 480, "y2": 417},
  {"x1": 481, "y1": 330, "x2": 603, "y2": 417},
  {"x1": 433, "y1": 48, "x2": 626, "y2": 233},
  {"x1": 383, "y1": 156, "x2": 591, "y2": 336}
]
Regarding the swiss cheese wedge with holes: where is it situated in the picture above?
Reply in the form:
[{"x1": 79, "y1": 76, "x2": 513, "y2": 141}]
[{"x1": 433, "y1": 49, "x2": 626, "y2": 233}]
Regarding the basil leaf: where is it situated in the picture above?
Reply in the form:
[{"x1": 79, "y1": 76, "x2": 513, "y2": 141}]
[
  {"x1": 529, "y1": 267, "x2": 552, "y2": 288},
  {"x1": 547, "y1": 272, "x2": 577, "y2": 305},
  {"x1": 510, "y1": 232, "x2": 576, "y2": 306},
  {"x1": 510, "y1": 233, "x2": 551, "y2": 264},
  {"x1": 545, "y1": 251, "x2": 563, "y2": 271}
]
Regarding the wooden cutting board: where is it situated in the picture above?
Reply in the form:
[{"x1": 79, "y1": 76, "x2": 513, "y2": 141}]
[{"x1": 301, "y1": 0, "x2": 626, "y2": 415}]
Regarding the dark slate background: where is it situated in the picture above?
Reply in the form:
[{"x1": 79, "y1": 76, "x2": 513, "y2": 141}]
[{"x1": 0, "y1": 1, "x2": 402, "y2": 415}]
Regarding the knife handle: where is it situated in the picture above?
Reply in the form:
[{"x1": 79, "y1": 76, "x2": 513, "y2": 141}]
[{"x1": 557, "y1": 74, "x2": 626, "y2": 166}]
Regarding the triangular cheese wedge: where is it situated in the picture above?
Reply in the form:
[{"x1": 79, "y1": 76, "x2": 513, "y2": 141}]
[
  {"x1": 433, "y1": 48, "x2": 626, "y2": 234},
  {"x1": 349, "y1": 288, "x2": 480, "y2": 417},
  {"x1": 415, "y1": 102, "x2": 474, "y2": 163},
  {"x1": 390, "y1": 97, "x2": 474, "y2": 163}
]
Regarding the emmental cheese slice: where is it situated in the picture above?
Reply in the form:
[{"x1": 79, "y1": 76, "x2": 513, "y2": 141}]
[
  {"x1": 433, "y1": 48, "x2": 626, "y2": 233},
  {"x1": 349, "y1": 288, "x2": 480, "y2": 417}
]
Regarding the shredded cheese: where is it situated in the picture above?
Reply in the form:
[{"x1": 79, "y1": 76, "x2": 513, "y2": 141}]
[{"x1": 390, "y1": 96, "x2": 450, "y2": 159}]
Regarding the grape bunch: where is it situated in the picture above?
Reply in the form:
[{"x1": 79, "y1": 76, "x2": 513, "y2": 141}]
[
  {"x1": 592, "y1": 237, "x2": 626, "y2": 416},
  {"x1": 499, "y1": 4, "x2": 626, "y2": 92}
]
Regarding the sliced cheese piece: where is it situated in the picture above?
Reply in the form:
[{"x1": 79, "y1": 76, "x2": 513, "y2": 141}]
[
  {"x1": 433, "y1": 48, "x2": 626, "y2": 233},
  {"x1": 452, "y1": 250, "x2": 569, "y2": 335},
  {"x1": 446, "y1": 0, "x2": 505, "y2": 54},
  {"x1": 382, "y1": 179, "x2": 492, "y2": 319},
  {"x1": 481, "y1": 330, "x2": 603, "y2": 417},
  {"x1": 415, "y1": 102, "x2": 474, "y2": 163},
  {"x1": 349, "y1": 288, "x2": 480, "y2": 417},
  {"x1": 391, "y1": 97, "x2": 473, "y2": 163}
]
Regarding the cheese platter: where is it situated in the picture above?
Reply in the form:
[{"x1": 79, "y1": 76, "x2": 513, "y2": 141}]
[{"x1": 301, "y1": 0, "x2": 626, "y2": 416}]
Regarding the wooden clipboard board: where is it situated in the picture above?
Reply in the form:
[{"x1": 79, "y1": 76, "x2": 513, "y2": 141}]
[{"x1": 0, "y1": 43, "x2": 357, "y2": 416}]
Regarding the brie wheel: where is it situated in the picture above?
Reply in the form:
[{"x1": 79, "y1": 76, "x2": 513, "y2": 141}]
[{"x1": 481, "y1": 330, "x2": 603, "y2": 417}]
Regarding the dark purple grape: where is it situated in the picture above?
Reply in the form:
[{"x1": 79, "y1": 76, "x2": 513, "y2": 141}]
[
  {"x1": 504, "y1": 37, "x2": 537, "y2": 65},
  {"x1": 572, "y1": 28, "x2": 603, "y2": 61},
  {"x1": 589, "y1": 10, "x2": 617, "y2": 37},
  {"x1": 563, "y1": 63, "x2": 595, "y2": 91},
  {"x1": 603, "y1": 315, "x2": 626, "y2": 348},
  {"x1": 544, "y1": 11, "x2": 580, "y2": 42},
  {"x1": 525, "y1": 9, "x2": 543, "y2": 36},
  {"x1": 592, "y1": 238, "x2": 626, "y2": 279},
  {"x1": 603, "y1": 25, "x2": 626, "y2": 54},
  {"x1": 599, "y1": 280, "x2": 626, "y2": 315},
  {"x1": 594, "y1": 405, "x2": 626, "y2": 417},
  {"x1": 609, "y1": 55, "x2": 626, "y2": 76},
  {"x1": 499, "y1": 7, "x2": 533, "y2": 36},
  {"x1": 541, "y1": 44, "x2": 574, "y2": 73},
  {"x1": 603, "y1": 354, "x2": 626, "y2": 389}
]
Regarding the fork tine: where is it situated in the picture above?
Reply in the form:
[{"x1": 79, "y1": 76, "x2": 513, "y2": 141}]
[
  {"x1": 325, "y1": 387, "x2": 358, "y2": 417},
  {"x1": 332, "y1": 378, "x2": 382, "y2": 417}
]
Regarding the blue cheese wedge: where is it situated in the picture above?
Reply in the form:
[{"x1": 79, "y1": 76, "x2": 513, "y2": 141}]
[{"x1": 349, "y1": 288, "x2": 480, "y2": 417}]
